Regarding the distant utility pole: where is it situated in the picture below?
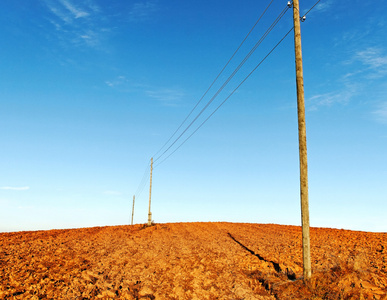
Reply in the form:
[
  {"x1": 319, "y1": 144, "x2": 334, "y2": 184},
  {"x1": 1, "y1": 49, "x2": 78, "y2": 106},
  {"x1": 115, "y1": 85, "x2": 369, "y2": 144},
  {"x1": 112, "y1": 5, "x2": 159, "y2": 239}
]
[
  {"x1": 131, "y1": 195, "x2": 135, "y2": 225},
  {"x1": 148, "y1": 158, "x2": 153, "y2": 226},
  {"x1": 292, "y1": 0, "x2": 312, "y2": 280}
]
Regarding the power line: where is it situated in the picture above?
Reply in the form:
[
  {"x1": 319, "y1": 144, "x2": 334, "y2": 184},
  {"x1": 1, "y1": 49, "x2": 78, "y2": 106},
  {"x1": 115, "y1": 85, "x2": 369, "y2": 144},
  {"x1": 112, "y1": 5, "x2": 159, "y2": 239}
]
[
  {"x1": 155, "y1": 27, "x2": 295, "y2": 168},
  {"x1": 154, "y1": 4, "x2": 291, "y2": 164},
  {"x1": 154, "y1": 0, "x2": 324, "y2": 167},
  {"x1": 134, "y1": 161, "x2": 151, "y2": 199},
  {"x1": 151, "y1": 0, "x2": 276, "y2": 160},
  {"x1": 136, "y1": 173, "x2": 149, "y2": 200},
  {"x1": 131, "y1": 0, "x2": 324, "y2": 224},
  {"x1": 303, "y1": 0, "x2": 322, "y2": 17},
  {"x1": 154, "y1": 5, "x2": 290, "y2": 163}
]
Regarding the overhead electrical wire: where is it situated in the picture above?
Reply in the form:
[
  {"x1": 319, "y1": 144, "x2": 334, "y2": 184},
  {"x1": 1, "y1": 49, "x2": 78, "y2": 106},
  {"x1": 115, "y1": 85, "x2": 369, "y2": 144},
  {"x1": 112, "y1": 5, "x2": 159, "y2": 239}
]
[
  {"x1": 155, "y1": 27, "x2": 295, "y2": 168},
  {"x1": 303, "y1": 0, "x2": 322, "y2": 17},
  {"x1": 134, "y1": 2, "x2": 282, "y2": 200},
  {"x1": 134, "y1": 162, "x2": 151, "y2": 200},
  {"x1": 135, "y1": 0, "x2": 324, "y2": 193},
  {"x1": 152, "y1": 0, "x2": 276, "y2": 160},
  {"x1": 153, "y1": 0, "x2": 324, "y2": 167},
  {"x1": 154, "y1": 4, "x2": 291, "y2": 164}
]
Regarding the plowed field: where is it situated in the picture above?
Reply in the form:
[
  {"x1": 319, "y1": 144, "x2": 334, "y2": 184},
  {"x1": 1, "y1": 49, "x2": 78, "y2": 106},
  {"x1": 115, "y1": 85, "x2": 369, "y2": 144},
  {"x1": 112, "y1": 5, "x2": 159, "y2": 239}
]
[{"x1": 1, "y1": 222, "x2": 386, "y2": 299}]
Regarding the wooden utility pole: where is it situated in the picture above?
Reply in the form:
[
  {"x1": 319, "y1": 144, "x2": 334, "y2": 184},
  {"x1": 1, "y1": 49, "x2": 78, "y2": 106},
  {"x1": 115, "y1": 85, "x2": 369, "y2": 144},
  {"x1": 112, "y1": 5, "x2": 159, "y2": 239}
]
[
  {"x1": 131, "y1": 195, "x2": 135, "y2": 225},
  {"x1": 148, "y1": 158, "x2": 153, "y2": 226},
  {"x1": 292, "y1": 0, "x2": 311, "y2": 280}
]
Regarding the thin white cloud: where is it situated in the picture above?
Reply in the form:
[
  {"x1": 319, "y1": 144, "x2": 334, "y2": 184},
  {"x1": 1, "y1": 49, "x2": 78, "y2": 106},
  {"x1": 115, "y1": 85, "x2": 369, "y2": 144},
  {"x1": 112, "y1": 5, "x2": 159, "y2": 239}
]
[
  {"x1": 307, "y1": 84, "x2": 359, "y2": 111},
  {"x1": 308, "y1": 46, "x2": 387, "y2": 111},
  {"x1": 59, "y1": 0, "x2": 89, "y2": 19},
  {"x1": 78, "y1": 29, "x2": 100, "y2": 47},
  {"x1": 129, "y1": 1, "x2": 159, "y2": 22},
  {"x1": 301, "y1": 0, "x2": 331, "y2": 16},
  {"x1": 105, "y1": 76, "x2": 129, "y2": 87},
  {"x1": 373, "y1": 102, "x2": 387, "y2": 124},
  {"x1": 0, "y1": 186, "x2": 30, "y2": 191},
  {"x1": 146, "y1": 88, "x2": 185, "y2": 106},
  {"x1": 49, "y1": 19, "x2": 63, "y2": 31},
  {"x1": 106, "y1": 78, "x2": 185, "y2": 106},
  {"x1": 45, "y1": 2, "x2": 72, "y2": 24},
  {"x1": 354, "y1": 47, "x2": 387, "y2": 78},
  {"x1": 43, "y1": 0, "x2": 103, "y2": 48},
  {"x1": 45, "y1": 0, "x2": 90, "y2": 23},
  {"x1": 315, "y1": 1, "x2": 331, "y2": 12},
  {"x1": 105, "y1": 76, "x2": 150, "y2": 95}
]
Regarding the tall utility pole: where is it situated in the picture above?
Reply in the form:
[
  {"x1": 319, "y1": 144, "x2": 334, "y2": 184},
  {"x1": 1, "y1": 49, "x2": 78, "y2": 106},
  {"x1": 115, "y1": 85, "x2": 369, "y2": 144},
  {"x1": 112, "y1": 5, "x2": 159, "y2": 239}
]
[
  {"x1": 148, "y1": 158, "x2": 153, "y2": 226},
  {"x1": 292, "y1": 0, "x2": 311, "y2": 280},
  {"x1": 131, "y1": 195, "x2": 135, "y2": 225}
]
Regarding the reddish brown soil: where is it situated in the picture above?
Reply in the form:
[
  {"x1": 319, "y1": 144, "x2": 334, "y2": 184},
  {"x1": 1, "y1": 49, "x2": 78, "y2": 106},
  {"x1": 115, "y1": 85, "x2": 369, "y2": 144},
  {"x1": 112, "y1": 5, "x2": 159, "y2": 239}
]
[{"x1": 0, "y1": 222, "x2": 386, "y2": 299}]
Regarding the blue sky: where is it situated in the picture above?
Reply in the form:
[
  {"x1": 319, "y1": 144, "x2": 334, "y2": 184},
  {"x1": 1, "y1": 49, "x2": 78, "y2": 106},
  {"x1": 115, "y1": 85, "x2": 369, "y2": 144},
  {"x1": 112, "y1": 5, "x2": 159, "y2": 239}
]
[{"x1": 1, "y1": 0, "x2": 386, "y2": 232}]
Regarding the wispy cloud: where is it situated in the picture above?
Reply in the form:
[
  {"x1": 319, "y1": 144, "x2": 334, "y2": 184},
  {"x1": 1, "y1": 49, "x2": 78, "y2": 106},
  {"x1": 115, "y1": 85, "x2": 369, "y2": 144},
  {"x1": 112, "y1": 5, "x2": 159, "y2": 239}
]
[
  {"x1": 105, "y1": 76, "x2": 149, "y2": 94},
  {"x1": 43, "y1": 0, "x2": 104, "y2": 48},
  {"x1": 308, "y1": 46, "x2": 387, "y2": 110},
  {"x1": 373, "y1": 102, "x2": 387, "y2": 124},
  {"x1": 44, "y1": 0, "x2": 91, "y2": 24},
  {"x1": 105, "y1": 77, "x2": 184, "y2": 106},
  {"x1": 354, "y1": 47, "x2": 387, "y2": 78},
  {"x1": 105, "y1": 76, "x2": 130, "y2": 88},
  {"x1": 314, "y1": 1, "x2": 332, "y2": 12},
  {"x1": 146, "y1": 88, "x2": 185, "y2": 106},
  {"x1": 0, "y1": 186, "x2": 30, "y2": 191},
  {"x1": 301, "y1": 0, "x2": 331, "y2": 16},
  {"x1": 59, "y1": 0, "x2": 90, "y2": 19},
  {"x1": 128, "y1": 1, "x2": 159, "y2": 22},
  {"x1": 307, "y1": 85, "x2": 358, "y2": 111}
]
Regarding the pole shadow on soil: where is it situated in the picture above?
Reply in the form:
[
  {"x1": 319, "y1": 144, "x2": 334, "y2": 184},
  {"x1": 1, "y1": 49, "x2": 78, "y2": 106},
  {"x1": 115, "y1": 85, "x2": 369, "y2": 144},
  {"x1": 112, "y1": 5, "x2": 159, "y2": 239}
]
[{"x1": 227, "y1": 232, "x2": 296, "y2": 280}]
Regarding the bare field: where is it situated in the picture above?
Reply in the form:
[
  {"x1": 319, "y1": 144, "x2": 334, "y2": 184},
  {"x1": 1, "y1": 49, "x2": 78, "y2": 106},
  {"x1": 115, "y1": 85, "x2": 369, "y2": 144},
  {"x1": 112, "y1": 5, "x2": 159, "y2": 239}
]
[{"x1": 0, "y1": 222, "x2": 386, "y2": 299}]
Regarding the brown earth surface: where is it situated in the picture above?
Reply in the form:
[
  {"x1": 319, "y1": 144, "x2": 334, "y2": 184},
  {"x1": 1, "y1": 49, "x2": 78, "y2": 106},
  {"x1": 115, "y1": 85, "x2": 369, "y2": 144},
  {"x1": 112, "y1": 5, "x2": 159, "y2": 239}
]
[{"x1": 0, "y1": 222, "x2": 386, "y2": 299}]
